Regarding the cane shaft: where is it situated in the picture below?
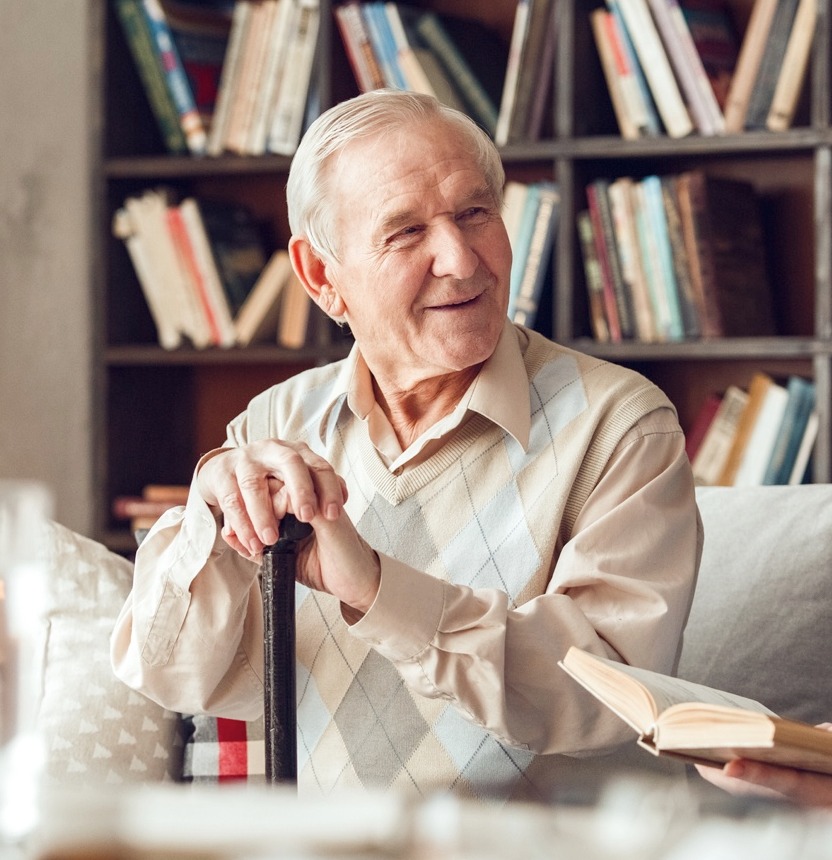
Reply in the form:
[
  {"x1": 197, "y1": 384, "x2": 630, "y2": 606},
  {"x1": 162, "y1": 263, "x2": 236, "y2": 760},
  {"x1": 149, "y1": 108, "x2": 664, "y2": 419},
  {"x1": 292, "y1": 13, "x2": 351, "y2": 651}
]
[{"x1": 261, "y1": 515, "x2": 312, "y2": 785}]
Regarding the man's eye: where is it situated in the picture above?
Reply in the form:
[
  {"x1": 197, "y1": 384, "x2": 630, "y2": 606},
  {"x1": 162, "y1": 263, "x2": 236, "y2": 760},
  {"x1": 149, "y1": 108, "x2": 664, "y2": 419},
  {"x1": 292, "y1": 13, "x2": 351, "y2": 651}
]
[{"x1": 458, "y1": 207, "x2": 489, "y2": 222}]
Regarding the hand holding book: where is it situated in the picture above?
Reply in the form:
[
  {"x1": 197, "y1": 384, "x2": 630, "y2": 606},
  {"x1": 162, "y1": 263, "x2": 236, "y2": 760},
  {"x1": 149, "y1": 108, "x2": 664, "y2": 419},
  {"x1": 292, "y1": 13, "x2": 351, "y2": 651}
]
[{"x1": 559, "y1": 647, "x2": 832, "y2": 776}]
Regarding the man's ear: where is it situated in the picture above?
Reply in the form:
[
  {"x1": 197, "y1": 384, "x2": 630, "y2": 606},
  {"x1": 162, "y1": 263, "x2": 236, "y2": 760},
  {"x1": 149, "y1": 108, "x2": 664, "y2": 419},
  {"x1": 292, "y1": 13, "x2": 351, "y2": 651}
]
[{"x1": 288, "y1": 236, "x2": 346, "y2": 319}]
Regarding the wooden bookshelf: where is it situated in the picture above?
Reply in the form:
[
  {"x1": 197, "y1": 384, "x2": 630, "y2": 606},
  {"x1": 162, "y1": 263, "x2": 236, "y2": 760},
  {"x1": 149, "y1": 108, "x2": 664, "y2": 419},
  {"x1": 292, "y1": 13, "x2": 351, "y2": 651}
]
[{"x1": 94, "y1": 0, "x2": 831, "y2": 551}]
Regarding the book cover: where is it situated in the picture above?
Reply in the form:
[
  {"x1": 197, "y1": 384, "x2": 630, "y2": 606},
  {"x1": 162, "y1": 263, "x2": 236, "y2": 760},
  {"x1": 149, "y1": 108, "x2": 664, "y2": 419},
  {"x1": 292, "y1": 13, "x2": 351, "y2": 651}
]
[
  {"x1": 765, "y1": 0, "x2": 818, "y2": 131},
  {"x1": 762, "y1": 376, "x2": 816, "y2": 485},
  {"x1": 511, "y1": 183, "x2": 560, "y2": 330},
  {"x1": 690, "y1": 385, "x2": 749, "y2": 485},
  {"x1": 743, "y1": 0, "x2": 802, "y2": 128},
  {"x1": 114, "y1": 0, "x2": 189, "y2": 154},
  {"x1": 613, "y1": 0, "x2": 695, "y2": 137},
  {"x1": 141, "y1": 0, "x2": 208, "y2": 154},
  {"x1": 789, "y1": 410, "x2": 819, "y2": 484},
  {"x1": 722, "y1": 0, "x2": 780, "y2": 131},
  {"x1": 560, "y1": 646, "x2": 832, "y2": 775},
  {"x1": 576, "y1": 210, "x2": 613, "y2": 343}
]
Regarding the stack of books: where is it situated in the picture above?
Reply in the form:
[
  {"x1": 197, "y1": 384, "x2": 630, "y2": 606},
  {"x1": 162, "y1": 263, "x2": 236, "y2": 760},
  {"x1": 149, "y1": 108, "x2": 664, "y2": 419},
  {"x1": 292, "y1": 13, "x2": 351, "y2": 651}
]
[
  {"x1": 687, "y1": 373, "x2": 818, "y2": 486},
  {"x1": 113, "y1": 189, "x2": 312, "y2": 350},
  {"x1": 576, "y1": 170, "x2": 775, "y2": 343},
  {"x1": 589, "y1": 0, "x2": 815, "y2": 138},
  {"x1": 334, "y1": 2, "x2": 507, "y2": 139},
  {"x1": 115, "y1": 0, "x2": 321, "y2": 157}
]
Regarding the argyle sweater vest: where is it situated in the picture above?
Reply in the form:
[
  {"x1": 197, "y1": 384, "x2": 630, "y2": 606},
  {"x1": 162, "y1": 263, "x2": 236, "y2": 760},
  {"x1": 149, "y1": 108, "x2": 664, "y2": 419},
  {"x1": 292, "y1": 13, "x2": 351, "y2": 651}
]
[{"x1": 245, "y1": 327, "x2": 672, "y2": 801}]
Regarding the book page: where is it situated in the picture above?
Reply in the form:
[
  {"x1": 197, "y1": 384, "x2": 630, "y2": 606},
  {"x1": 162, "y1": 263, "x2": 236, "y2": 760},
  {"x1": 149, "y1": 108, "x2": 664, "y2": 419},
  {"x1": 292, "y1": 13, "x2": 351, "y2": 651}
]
[{"x1": 601, "y1": 657, "x2": 776, "y2": 717}]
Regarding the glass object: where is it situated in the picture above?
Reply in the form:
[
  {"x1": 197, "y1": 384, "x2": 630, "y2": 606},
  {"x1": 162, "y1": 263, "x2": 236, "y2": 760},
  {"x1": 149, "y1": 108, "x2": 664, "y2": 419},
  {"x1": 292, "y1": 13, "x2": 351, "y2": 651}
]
[{"x1": 0, "y1": 480, "x2": 52, "y2": 850}]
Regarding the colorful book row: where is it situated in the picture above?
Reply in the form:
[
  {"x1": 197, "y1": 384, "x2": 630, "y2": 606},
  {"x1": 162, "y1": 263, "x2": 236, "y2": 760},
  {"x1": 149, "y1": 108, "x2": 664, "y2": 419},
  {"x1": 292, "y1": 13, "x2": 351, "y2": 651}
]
[
  {"x1": 590, "y1": 0, "x2": 816, "y2": 138},
  {"x1": 577, "y1": 170, "x2": 775, "y2": 343},
  {"x1": 688, "y1": 373, "x2": 817, "y2": 486}
]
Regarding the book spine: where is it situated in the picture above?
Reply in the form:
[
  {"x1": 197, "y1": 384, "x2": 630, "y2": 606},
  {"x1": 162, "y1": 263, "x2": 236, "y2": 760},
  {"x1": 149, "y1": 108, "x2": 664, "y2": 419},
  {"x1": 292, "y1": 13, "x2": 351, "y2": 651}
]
[
  {"x1": 414, "y1": 10, "x2": 499, "y2": 135},
  {"x1": 608, "y1": 0, "x2": 663, "y2": 135},
  {"x1": 335, "y1": 2, "x2": 383, "y2": 91},
  {"x1": 613, "y1": 0, "x2": 695, "y2": 137},
  {"x1": 590, "y1": 9, "x2": 641, "y2": 140},
  {"x1": 743, "y1": 0, "x2": 801, "y2": 128},
  {"x1": 114, "y1": 0, "x2": 188, "y2": 154},
  {"x1": 577, "y1": 210, "x2": 612, "y2": 342},
  {"x1": 141, "y1": 0, "x2": 208, "y2": 155},
  {"x1": 765, "y1": 0, "x2": 818, "y2": 131},
  {"x1": 691, "y1": 385, "x2": 749, "y2": 485},
  {"x1": 494, "y1": 0, "x2": 531, "y2": 145},
  {"x1": 585, "y1": 183, "x2": 624, "y2": 342},
  {"x1": 590, "y1": 179, "x2": 636, "y2": 338},
  {"x1": 660, "y1": 176, "x2": 701, "y2": 337},
  {"x1": 507, "y1": 183, "x2": 542, "y2": 320},
  {"x1": 512, "y1": 184, "x2": 560, "y2": 328},
  {"x1": 607, "y1": 177, "x2": 656, "y2": 341},
  {"x1": 362, "y1": 1, "x2": 407, "y2": 89},
  {"x1": 206, "y1": 0, "x2": 251, "y2": 156},
  {"x1": 648, "y1": 0, "x2": 726, "y2": 133},
  {"x1": 722, "y1": 0, "x2": 780, "y2": 131},
  {"x1": 268, "y1": 0, "x2": 321, "y2": 156},
  {"x1": 641, "y1": 175, "x2": 684, "y2": 340}
]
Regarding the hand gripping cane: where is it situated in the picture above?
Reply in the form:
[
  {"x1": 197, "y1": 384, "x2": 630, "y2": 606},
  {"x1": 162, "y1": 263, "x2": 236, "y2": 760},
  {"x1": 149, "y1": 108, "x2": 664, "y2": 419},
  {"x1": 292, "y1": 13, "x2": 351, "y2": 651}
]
[{"x1": 261, "y1": 514, "x2": 312, "y2": 785}]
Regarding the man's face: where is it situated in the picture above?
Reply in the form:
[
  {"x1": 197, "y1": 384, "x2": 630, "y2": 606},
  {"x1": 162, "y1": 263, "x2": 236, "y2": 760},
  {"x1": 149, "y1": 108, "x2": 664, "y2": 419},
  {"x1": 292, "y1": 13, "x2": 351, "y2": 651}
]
[{"x1": 321, "y1": 119, "x2": 512, "y2": 389}]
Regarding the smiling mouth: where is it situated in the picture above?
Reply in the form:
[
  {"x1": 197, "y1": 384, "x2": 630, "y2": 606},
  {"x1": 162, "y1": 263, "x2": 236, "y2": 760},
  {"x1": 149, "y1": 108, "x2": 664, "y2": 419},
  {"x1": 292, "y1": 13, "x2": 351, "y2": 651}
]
[{"x1": 431, "y1": 294, "x2": 480, "y2": 310}]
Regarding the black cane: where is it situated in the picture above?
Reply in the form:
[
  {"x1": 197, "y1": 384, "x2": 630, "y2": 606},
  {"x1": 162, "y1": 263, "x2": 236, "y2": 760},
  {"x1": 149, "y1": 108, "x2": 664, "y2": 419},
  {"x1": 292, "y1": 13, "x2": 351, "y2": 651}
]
[{"x1": 261, "y1": 514, "x2": 312, "y2": 785}]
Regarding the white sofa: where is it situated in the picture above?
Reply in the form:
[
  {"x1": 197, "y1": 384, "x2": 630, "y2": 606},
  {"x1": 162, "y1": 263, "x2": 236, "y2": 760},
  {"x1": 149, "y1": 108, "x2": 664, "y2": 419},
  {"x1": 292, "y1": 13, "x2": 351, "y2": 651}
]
[{"x1": 31, "y1": 485, "x2": 832, "y2": 789}]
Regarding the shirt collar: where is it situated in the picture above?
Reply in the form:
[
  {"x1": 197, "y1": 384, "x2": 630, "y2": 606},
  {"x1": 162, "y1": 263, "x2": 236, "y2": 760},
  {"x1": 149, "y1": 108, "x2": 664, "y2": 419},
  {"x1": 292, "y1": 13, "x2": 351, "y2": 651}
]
[{"x1": 316, "y1": 318, "x2": 531, "y2": 451}]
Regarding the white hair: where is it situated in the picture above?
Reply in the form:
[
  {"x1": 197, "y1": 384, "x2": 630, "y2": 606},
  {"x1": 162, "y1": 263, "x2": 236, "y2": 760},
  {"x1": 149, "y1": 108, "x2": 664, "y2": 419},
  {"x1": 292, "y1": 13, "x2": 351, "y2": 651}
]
[{"x1": 286, "y1": 89, "x2": 505, "y2": 263}]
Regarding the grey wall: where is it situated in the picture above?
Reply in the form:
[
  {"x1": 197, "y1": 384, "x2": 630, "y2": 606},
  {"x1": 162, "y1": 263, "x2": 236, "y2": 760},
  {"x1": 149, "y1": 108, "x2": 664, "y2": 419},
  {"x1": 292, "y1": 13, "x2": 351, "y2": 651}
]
[{"x1": 0, "y1": 1, "x2": 96, "y2": 536}]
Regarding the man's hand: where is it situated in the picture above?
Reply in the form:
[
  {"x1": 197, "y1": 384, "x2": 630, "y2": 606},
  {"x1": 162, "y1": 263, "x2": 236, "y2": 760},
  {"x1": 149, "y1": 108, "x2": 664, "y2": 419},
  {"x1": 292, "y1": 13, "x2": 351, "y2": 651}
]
[
  {"x1": 197, "y1": 440, "x2": 380, "y2": 618},
  {"x1": 695, "y1": 723, "x2": 832, "y2": 809}
]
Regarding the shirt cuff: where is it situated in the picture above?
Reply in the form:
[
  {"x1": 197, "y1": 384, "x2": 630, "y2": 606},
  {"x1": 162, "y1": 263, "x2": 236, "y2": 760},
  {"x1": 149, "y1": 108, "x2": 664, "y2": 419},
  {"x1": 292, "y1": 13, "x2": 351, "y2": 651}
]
[{"x1": 348, "y1": 553, "x2": 445, "y2": 662}]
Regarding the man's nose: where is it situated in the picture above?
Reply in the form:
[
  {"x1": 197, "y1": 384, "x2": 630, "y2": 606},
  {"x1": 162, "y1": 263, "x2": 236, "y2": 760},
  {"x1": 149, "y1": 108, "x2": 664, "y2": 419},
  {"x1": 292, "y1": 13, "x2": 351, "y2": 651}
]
[{"x1": 429, "y1": 222, "x2": 479, "y2": 280}]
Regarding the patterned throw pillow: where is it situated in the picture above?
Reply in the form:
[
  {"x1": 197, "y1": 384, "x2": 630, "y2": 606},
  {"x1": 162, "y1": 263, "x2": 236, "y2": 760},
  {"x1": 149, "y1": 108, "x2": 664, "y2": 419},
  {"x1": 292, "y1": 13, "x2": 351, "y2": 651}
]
[
  {"x1": 180, "y1": 714, "x2": 265, "y2": 783},
  {"x1": 35, "y1": 521, "x2": 182, "y2": 784}
]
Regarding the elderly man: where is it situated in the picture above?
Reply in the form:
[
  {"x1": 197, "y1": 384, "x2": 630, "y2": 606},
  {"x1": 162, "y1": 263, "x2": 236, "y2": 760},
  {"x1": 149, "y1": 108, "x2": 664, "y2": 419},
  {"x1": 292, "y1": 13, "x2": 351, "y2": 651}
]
[{"x1": 111, "y1": 90, "x2": 701, "y2": 801}]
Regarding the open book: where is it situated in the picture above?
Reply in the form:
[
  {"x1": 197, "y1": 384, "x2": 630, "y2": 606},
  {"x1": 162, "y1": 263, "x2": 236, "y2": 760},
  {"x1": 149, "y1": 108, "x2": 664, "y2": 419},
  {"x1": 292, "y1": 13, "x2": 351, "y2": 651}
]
[{"x1": 559, "y1": 646, "x2": 832, "y2": 774}]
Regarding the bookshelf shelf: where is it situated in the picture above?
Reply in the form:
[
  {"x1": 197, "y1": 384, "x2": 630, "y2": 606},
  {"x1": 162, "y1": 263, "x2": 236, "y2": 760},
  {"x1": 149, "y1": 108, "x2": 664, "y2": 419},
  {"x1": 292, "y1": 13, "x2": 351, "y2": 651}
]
[{"x1": 93, "y1": 0, "x2": 832, "y2": 549}]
